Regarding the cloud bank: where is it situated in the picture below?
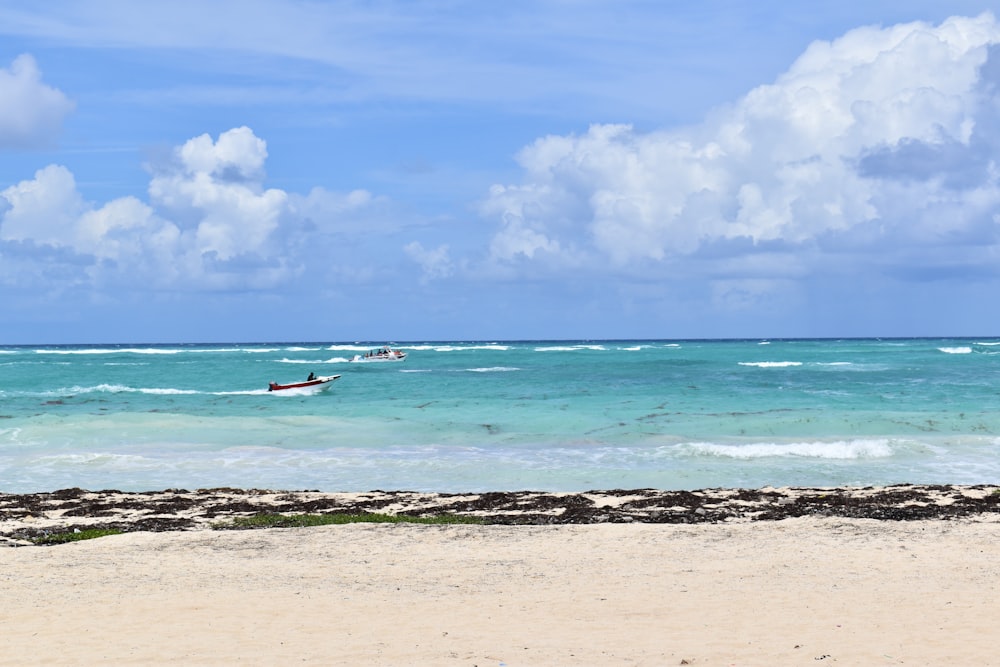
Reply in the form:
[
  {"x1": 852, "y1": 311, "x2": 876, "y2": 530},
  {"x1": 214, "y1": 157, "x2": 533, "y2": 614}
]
[
  {"x1": 0, "y1": 127, "x2": 377, "y2": 292},
  {"x1": 480, "y1": 13, "x2": 1000, "y2": 286}
]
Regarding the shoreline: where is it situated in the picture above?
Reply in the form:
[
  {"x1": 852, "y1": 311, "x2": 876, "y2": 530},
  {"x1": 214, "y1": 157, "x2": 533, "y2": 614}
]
[{"x1": 3, "y1": 483, "x2": 999, "y2": 546}]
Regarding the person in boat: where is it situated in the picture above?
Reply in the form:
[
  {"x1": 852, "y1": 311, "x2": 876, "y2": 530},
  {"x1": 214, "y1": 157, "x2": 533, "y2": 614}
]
[{"x1": 307, "y1": 372, "x2": 316, "y2": 381}]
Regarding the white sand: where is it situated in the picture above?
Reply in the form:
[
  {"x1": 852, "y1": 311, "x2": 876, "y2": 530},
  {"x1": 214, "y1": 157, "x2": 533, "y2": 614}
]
[{"x1": 3, "y1": 517, "x2": 999, "y2": 666}]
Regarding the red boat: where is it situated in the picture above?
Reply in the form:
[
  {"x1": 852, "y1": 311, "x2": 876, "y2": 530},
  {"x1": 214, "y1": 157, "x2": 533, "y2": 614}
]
[{"x1": 267, "y1": 374, "x2": 341, "y2": 392}]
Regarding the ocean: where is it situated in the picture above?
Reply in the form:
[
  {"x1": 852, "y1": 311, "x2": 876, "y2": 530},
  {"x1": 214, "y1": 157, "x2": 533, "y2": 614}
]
[{"x1": 1, "y1": 339, "x2": 998, "y2": 493}]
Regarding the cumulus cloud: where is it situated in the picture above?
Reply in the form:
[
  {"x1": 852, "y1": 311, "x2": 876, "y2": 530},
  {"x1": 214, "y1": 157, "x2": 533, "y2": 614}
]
[
  {"x1": 404, "y1": 241, "x2": 453, "y2": 282},
  {"x1": 0, "y1": 127, "x2": 378, "y2": 290},
  {"x1": 0, "y1": 165, "x2": 183, "y2": 283},
  {"x1": 480, "y1": 13, "x2": 1000, "y2": 282},
  {"x1": 0, "y1": 165, "x2": 86, "y2": 245},
  {"x1": 148, "y1": 126, "x2": 287, "y2": 261},
  {"x1": 0, "y1": 54, "x2": 74, "y2": 148}
]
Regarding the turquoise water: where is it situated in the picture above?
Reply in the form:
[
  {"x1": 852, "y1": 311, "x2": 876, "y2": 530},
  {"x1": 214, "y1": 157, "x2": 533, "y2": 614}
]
[{"x1": 1, "y1": 339, "x2": 999, "y2": 492}]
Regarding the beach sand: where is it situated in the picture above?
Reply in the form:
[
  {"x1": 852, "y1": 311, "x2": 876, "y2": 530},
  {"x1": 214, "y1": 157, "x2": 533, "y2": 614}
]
[{"x1": 3, "y1": 490, "x2": 1000, "y2": 666}]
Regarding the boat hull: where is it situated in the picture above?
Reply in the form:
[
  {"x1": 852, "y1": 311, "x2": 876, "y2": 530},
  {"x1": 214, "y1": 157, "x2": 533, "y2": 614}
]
[
  {"x1": 351, "y1": 349, "x2": 406, "y2": 363},
  {"x1": 268, "y1": 375, "x2": 341, "y2": 391}
]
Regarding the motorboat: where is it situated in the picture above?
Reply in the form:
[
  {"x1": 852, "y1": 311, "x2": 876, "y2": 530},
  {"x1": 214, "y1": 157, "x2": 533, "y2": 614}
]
[
  {"x1": 351, "y1": 346, "x2": 406, "y2": 363},
  {"x1": 267, "y1": 374, "x2": 341, "y2": 391}
]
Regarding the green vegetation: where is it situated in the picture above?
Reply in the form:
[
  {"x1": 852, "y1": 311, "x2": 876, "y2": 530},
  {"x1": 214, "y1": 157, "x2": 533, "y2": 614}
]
[
  {"x1": 214, "y1": 512, "x2": 484, "y2": 530},
  {"x1": 31, "y1": 527, "x2": 124, "y2": 545}
]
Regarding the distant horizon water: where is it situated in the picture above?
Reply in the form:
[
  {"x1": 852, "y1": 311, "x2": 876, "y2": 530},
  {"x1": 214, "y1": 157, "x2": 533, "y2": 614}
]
[{"x1": 2, "y1": 338, "x2": 998, "y2": 494}]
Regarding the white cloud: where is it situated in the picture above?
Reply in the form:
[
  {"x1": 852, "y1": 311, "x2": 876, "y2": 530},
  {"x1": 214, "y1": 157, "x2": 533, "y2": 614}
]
[
  {"x1": 0, "y1": 126, "x2": 380, "y2": 291},
  {"x1": 404, "y1": 241, "x2": 453, "y2": 282},
  {"x1": 0, "y1": 54, "x2": 74, "y2": 148},
  {"x1": 77, "y1": 196, "x2": 177, "y2": 262},
  {"x1": 148, "y1": 127, "x2": 287, "y2": 261},
  {"x1": 0, "y1": 165, "x2": 85, "y2": 245},
  {"x1": 0, "y1": 165, "x2": 185, "y2": 285},
  {"x1": 177, "y1": 126, "x2": 268, "y2": 182},
  {"x1": 480, "y1": 13, "x2": 1000, "y2": 280},
  {"x1": 287, "y1": 186, "x2": 377, "y2": 234}
]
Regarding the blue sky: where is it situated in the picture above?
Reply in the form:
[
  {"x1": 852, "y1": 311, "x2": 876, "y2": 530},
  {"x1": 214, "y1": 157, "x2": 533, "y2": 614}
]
[{"x1": 2, "y1": 1, "x2": 1000, "y2": 343}]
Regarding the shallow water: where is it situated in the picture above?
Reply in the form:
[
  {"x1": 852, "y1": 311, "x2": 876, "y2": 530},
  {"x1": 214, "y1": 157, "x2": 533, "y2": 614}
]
[{"x1": 2, "y1": 339, "x2": 999, "y2": 492}]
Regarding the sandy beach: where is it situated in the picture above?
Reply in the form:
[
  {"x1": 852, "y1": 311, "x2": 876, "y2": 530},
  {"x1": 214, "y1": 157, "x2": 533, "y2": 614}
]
[{"x1": 3, "y1": 487, "x2": 1000, "y2": 665}]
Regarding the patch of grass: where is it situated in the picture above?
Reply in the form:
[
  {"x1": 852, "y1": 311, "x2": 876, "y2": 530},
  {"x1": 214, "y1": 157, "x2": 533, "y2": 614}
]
[
  {"x1": 31, "y1": 528, "x2": 124, "y2": 545},
  {"x1": 214, "y1": 512, "x2": 484, "y2": 530}
]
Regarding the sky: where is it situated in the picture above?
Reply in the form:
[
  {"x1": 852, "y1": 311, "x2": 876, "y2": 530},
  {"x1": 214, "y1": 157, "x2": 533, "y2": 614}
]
[{"x1": 2, "y1": 1, "x2": 1000, "y2": 343}]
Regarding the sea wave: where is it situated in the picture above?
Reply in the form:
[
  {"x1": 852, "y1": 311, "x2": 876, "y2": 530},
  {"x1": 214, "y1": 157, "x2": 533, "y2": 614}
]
[
  {"x1": 738, "y1": 361, "x2": 803, "y2": 368},
  {"x1": 138, "y1": 388, "x2": 202, "y2": 395},
  {"x1": 36, "y1": 348, "x2": 181, "y2": 355},
  {"x1": 63, "y1": 383, "x2": 136, "y2": 393},
  {"x1": 684, "y1": 439, "x2": 894, "y2": 459},
  {"x1": 30, "y1": 346, "x2": 286, "y2": 355},
  {"x1": 423, "y1": 345, "x2": 511, "y2": 352},
  {"x1": 466, "y1": 367, "x2": 520, "y2": 373},
  {"x1": 43, "y1": 384, "x2": 205, "y2": 396},
  {"x1": 939, "y1": 347, "x2": 973, "y2": 354}
]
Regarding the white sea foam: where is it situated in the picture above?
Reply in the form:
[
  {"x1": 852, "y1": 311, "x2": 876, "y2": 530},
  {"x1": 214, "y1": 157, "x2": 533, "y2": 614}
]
[
  {"x1": 738, "y1": 361, "x2": 803, "y2": 368},
  {"x1": 31, "y1": 346, "x2": 280, "y2": 355},
  {"x1": 466, "y1": 367, "x2": 520, "y2": 373},
  {"x1": 65, "y1": 383, "x2": 135, "y2": 393},
  {"x1": 36, "y1": 348, "x2": 181, "y2": 355},
  {"x1": 535, "y1": 344, "x2": 607, "y2": 352},
  {"x1": 685, "y1": 439, "x2": 894, "y2": 459},
  {"x1": 429, "y1": 344, "x2": 510, "y2": 352},
  {"x1": 137, "y1": 388, "x2": 201, "y2": 395},
  {"x1": 50, "y1": 384, "x2": 204, "y2": 395},
  {"x1": 34, "y1": 452, "x2": 153, "y2": 467},
  {"x1": 939, "y1": 347, "x2": 972, "y2": 354},
  {"x1": 277, "y1": 357, "x2": 351, "y2": 364}
]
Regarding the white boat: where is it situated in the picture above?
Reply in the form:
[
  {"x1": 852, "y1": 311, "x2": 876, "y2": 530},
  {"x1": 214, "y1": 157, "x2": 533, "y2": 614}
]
[{"x1": 351, "y1": 346, "x2": 406, "y2": 363}]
